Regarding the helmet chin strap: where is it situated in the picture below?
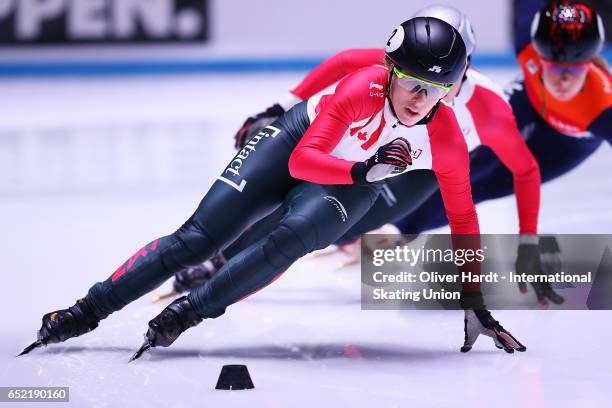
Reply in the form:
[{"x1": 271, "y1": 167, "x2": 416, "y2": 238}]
[
  {"x1": 416, "y1": 102, "x2": 441, "y2": 125},
  {"x1": 385, "y1": 68, "x2": 441, "y2": 127}
]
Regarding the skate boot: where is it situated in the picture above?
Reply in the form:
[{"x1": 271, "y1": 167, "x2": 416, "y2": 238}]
[
  {"x1": 130, "y1": 296, "x2": 202, "y2": 361},
  {"x1": 18, "y1": 298, "x2": 99, "y2": 356},
  {"x1": 153, "y1": 253, "x2": 227, "y2": 302}
]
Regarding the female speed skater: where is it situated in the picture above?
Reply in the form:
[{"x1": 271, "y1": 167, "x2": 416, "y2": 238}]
[
  {"x1": 184, "y1": 1, "x2": 608, "y2": 307},
  {"x1": 20, "y1": 18, "x2": 526, "y2": 359},
  {"x1": 164, "y1": 5, "x2": 557, "y2": 308}
]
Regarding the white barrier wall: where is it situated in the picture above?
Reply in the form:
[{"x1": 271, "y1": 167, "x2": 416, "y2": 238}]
[
  {"x1": 0, "y1": 0, "x2": 513, "y2": 62},
  {"x1": 211, "y1": 0, "x2": 513, "y2": 55}
]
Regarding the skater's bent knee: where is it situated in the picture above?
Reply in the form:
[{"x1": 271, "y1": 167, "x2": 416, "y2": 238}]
[
  {"x1": 265, "y1": 215, "x2": 320, "y2": 263},
  {"x1": 168, "y1": 223, "x2": 218, "y2": 268}
]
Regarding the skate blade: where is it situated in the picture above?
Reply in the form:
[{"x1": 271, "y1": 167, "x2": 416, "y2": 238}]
[
  {"x1": 128, "y1": 341, "x2": 151, "y2": 362},
  {"x1": 17, "y1": 340, "x2": 44, "y2": 357},
  {"x1": 152, "y1": 290, "x2": 178, "y2": 303}
]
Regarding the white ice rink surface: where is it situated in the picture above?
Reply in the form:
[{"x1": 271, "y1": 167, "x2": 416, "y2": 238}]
[{"x1": 0, "y1": 69, "x2": 611, "y2": 408}]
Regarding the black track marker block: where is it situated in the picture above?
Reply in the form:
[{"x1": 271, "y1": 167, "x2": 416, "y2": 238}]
[{"x1": 215, "y1": 365, "x2": 255, "y2": 390}]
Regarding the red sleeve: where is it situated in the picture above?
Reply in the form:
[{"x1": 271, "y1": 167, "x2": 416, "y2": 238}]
[
  {"x1": 428, "y1": 104, "x2": 481, "y2": 292},
  {"x1": 288, "y1": 67, "x2": 387, "y2": 184},
  {"x1": 428, "y1": 104, "x2": 480, "y2": 235},
  {"x1": 290, "y1": 49, "x2": 385, "y2": 100},
  {"x1": 468, "y1": 85, "x2": 541, "y2": 234}
]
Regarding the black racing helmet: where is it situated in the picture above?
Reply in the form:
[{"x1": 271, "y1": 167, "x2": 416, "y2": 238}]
[
  {"x1": 531, "y1": 0, "x2": 605, "y2": 63},
  {"x1": 385, "y1": 17, "x2": 468, "y2": 86}
]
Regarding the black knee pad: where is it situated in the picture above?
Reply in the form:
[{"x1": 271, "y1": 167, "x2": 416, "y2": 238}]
[
  {"x1": 169, "y1": 222, "x2": 218, "y2": 268},
  {"x1": 264, "y1": 215, "x2": 319, "y2": 266}
]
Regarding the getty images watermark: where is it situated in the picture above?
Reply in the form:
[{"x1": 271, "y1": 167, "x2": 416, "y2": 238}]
[{"x1": 360, "y1": 234, "x2": 612, "y2": 310}]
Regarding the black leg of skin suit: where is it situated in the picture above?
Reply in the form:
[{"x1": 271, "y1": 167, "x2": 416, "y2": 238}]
[
  {"x1": 85, "y1": 103, "x2": 309, "y2": 320},
  {"x1": 220, "y1": 169, "x2": 438, "y2": 257},
  {"x1": 187, "y1": 180, "x2": 381, "y2": 319},
  {"x1": 84, "y1": 102, "x2": 381, "y2": 320},
  {"x1": 221, "y1": 206, "x2": 287, "y2": 259},
  {"x1": 334, "y1": 170, "x2": 438, "y2": 245}
]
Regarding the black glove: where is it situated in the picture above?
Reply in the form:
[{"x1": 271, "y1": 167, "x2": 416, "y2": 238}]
[
  {"x1": 461, "y1": 309, "x2": 527, "y2": 353},
  {"x1": 351, "y1": 138, "x2": 412, "y2": 185},
  {"x1": 539, "y1": 235, "x2": 562, "y2": 275},
  {"x1": 516, "y1": 242, "x2": 564, "y2": 305},
  {"x1": 234, "y1": 104, "x2": 285, "y2": 149}
]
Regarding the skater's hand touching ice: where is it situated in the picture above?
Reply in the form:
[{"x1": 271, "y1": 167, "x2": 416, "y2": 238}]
[
  {"x1": 516, "y1": 236, "x2": 564, "y2": 305},
  {"x1": 234, "y1": 104, "x2": 285, "y2": 149},
  {"x1": 460, "y1": 309, "x2": 527, "y2": 353}
]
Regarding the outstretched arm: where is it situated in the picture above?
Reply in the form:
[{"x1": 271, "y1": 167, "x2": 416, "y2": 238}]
[
  {"x1": 290, "y1": 48, "x2": 385, "y2": 101},
  {"x1": 470, "y1": 85, "x2": 541, "y2": 235},
  {"x1": 234, "y1": 49, "x2": 385, "y2": 149},
  {"x1": 429, "y1": 107, "x2": 480, "y2": 236}
]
